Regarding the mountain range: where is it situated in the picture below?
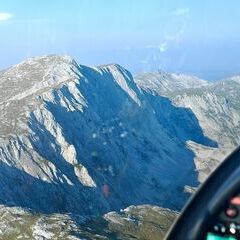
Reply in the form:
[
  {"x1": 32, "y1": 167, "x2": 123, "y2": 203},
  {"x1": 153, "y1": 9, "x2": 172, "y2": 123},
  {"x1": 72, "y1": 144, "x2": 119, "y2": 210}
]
[{"x1": 0, "y1": 55, "x2": 239, "y2": 239}]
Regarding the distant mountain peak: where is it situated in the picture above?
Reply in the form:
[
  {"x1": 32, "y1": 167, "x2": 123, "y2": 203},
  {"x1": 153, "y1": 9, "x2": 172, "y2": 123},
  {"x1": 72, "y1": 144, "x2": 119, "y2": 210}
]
[{"x1": 135, "y1": 71, "x2": 208, "y2": 96}]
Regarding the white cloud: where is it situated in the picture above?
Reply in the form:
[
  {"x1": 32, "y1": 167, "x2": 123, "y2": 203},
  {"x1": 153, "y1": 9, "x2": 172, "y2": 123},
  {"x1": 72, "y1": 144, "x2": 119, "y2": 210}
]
[
  {"x1": 159, "y1": 42, "x2": 168, "y2": 52},
  {"x1": 145, "y1": 42, "x2": 168, "y2": 53},
  {"x1": 175, "y1": 8, "x2": 190, "y2": 16},
  {"x1": 0, "y1": 12, "x2": 14, "y2": 21}
]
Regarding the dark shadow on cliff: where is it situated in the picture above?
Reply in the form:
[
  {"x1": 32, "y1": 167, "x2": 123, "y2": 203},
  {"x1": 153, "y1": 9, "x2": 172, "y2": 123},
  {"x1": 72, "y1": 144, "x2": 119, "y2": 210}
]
[{"x1": 143, "y1": 92, "x2": 218, "y2": 148}]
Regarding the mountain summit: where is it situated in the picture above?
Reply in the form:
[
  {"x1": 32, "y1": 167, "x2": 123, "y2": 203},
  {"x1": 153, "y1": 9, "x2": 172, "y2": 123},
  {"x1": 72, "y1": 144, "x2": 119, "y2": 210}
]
[{"x1": 0, "y1": 55, "x2": 215, "y2": 216}]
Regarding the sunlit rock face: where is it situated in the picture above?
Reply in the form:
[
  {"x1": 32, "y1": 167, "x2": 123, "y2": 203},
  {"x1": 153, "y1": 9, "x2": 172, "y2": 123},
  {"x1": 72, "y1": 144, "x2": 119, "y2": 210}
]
[{"x1": 135, "y1": 71, "x2": 208, "y2": 96}]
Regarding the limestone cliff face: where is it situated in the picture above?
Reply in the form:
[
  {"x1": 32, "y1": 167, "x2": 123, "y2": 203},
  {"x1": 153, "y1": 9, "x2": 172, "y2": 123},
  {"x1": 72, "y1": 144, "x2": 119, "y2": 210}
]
[{"x1": 0, "y1": 55, "x2": 215, "y2": 215}]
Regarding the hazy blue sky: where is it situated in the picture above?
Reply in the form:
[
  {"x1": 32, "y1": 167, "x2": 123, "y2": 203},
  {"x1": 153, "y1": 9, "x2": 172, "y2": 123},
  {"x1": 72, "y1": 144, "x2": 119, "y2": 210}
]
[{"x1": 0, "y1": 0, "x2": 240, "y2": 80}]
